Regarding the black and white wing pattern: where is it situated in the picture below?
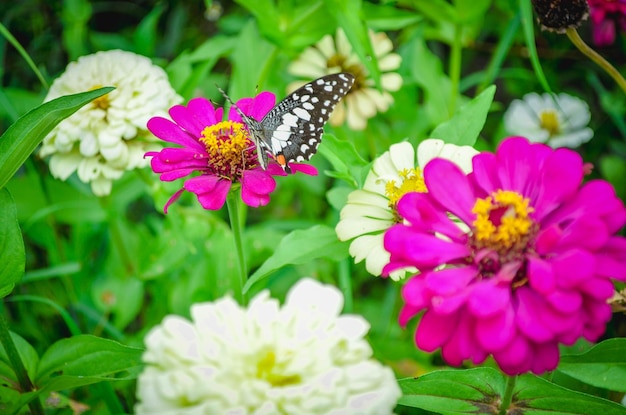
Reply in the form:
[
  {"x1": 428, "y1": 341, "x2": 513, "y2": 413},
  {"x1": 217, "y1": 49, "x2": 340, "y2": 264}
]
[{"x1": 220, "y1": 73, "x2": 355, "y2": 173}]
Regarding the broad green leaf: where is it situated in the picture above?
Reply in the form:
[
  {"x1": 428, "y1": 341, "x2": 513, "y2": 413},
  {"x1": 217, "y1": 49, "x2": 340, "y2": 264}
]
[
  {"x1": 399, "y1": 368, "x2": 626, "y2": 414},
  {"x1": 0, "y1": 86, "x2": 115, "y2": 191},
  {"x1": 363, "y1": 2, "x2": 422, "y2": 30},
  {"x1": 558, "y1": 338, "x2": 626, "y2": 393},
  {"x1": 0, "y1": 189, "x2": 24, "y2": 297},
  {"x1": 318, "y1": 133, "x2": 368, "y2": 188},
  {"x1": 230, "y1": 20, "x2": 276, "y2": 95},
  {"x1": 36, "y1": 335, "x2": 143, "y2": 392},
  {"x1": 243, "y1": 225, "x2": 349, "y2": 293},
  {"x1": 399, "y1": 368, "x2": 505, "y2": 413},
  {"x1": 429, "y1": 85, "x2": 496, "y2": 146},
  {"x1": 0, "y1": 331, "x2": 39, "y2": 383}
]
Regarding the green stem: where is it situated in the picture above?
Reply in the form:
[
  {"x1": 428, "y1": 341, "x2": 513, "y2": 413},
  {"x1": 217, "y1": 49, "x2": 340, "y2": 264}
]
[
  {"x1": 498, "y1": 374, "x2": 517, "y2": 415},
  {"x1": 448, "y1": 22, "x2": 463, "y2": 116},
  {"x1": 0, "y1": 303, "x2": 44, "y2": 415},
  {"x1": 338, "y1": 259, "x2": 353, "y2": 313},
  {"x1": 566, "y1": 28, "x2": 626, "y2": 95},
  {"x1": 226, "y1": 192, "x2": 247, "y2": 304},
  {"x1": 99, "y1": 196, "x2": 135, "y2": 277}
]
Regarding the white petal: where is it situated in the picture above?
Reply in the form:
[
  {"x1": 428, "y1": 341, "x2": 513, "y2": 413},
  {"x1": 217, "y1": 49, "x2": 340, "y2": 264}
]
[{"x1": 335, "y1": 216, "x2": 393, "y2": 240}]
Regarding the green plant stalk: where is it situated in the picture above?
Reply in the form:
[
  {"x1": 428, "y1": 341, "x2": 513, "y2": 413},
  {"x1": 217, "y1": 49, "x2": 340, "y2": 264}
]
[
  {"x1": 226, "y1": 192, "x2": 247, "y2": 304},
  {"x1": 448, "y1": 22, "x2": 463, "y2": 116},
  {"x1": 100, "y1": 197, "x2": 136, "y2": 277},
  {"x1": 498, "y1": 374, "x2": 517, "y2": 415},
  {"x1": 566, "y1": 28, "x2": 626, "y2": 95},
  {"x1": 0, "y1": 303, "x2": 44, "y2": 415},
  {"x1": 338, "y1": 258, "x2": 353, "y2": 313},
  {"x1": 0, "y1": 23, "x2": 48, "y2": 90}
]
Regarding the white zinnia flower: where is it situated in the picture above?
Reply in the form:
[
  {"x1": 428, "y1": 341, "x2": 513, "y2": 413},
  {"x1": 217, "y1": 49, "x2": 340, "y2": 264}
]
[
  {"x1": 39, "y1": 49, "x2": 181, "y2": 196},
  {"x1": 135, "y1": 278, "x2": 401, "y2": 415},
  {"x1": 503, "y1": 92, "x2": 593, "y2": 148},
  {"x1": 335, "y1": 139, "x2": 478, "y2": 281},
  {"x1": 288, "y1": 29, "x2": 402, "y2": 130}
]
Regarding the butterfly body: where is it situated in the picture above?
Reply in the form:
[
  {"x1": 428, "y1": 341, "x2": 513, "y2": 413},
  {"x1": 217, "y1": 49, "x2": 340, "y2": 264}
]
[{"x1": 220, "y1": 73, "x2": 355, "y2": 173}]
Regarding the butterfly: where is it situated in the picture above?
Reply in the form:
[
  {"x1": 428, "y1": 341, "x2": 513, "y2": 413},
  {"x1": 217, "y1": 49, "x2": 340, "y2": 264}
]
[{"x1": 219, "y1": 73, "x2": 355, "y2": 173}]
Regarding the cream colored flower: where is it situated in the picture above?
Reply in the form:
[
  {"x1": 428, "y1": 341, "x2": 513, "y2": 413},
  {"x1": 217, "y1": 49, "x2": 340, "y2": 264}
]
[
  {"x1": 288, "y1": 29, "x2": 402, "y2": 130},
  {"x1": 335, "y1": 139, "x2": 478, "y2": 281},
  {"x1": 39, "y1": 49, "x2": 181, "y2": 196},
  {"x1": 135, "y1": 278, "x2": 401, "y2": 415},
  {"x1": 503, "y1": 92, "x2": 593, "y2": 148}
]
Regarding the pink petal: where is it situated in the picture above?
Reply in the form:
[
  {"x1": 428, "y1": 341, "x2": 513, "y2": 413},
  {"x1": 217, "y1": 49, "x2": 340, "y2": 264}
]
[
  {"x1": 595, "y1": 236, "x2": 626, "y2": 281},
  {"x1": 184, "y1": 175, "x2": 231, "y2": 210},
  {"x1": 402, "y1": 276, "x2": 429, "y2": 309},
  {"x1": 240, "y1": 169, "x2": 276, "y2": 207},
  {"x1": 147, "y1": 117, "x2": 204, "y2": 150},
  {"x1": 470, "y1": 152, "x2": 499, "y2": 195},
  {"x1": 187, "y1": 97, "x2": 223, "y2": 126},
  {"x1": 545, "y1": 289, "x2": 582, "y2": 314},
  {"x1": 399, "y1": 303, "x2": 422, "y2": 327},
  {"x1": 384, "y1": 226, "x2": 470, "y2": 270},
  {"x1": 551, "y1": 249, "x2": 595, "y2": 289},
  {"x1": 169, "y1": 103, "x2": 209, "y2": 137},
  {"x1": 527, "y1": 256, "x2": 556, "y2": 294},
  {"x1": 530, "y1": 342, "x2": 559, "y2": 374},
  {"x1": 467, "y1": 280, "x2": 510, "y2": 317},
  {"x1": 230, "y1": 92, "x2": 276, "y2": 122},
  {"x1": 440, "y1": 312, "x2": 486, "y2": 365},
  {"x1": 397, "y1": 192, "x2": 469, "y2": 242},
  {"x1": 493, "y1": 336, "x2": 531, "y2": 374},
  {"x1": 475, "y1": 304, "x2": 516, "y2": 352},
  {"x1": 415, "y1": 310, "x2": 457, "y2": 352},
  {"x1": 532, "y1": 147, "x2": 583, "y2": 219},
  {"x1": 423, "y1": 158, "x2": 477, "y2": 225},
  {"x1": 163, "y1": 188, "x2": 185, "y2": 214},
  {"x1": 425, "y1": 267, "x2": 477, "y2": 296},
  {"x1": 515, "y1": 287, "x2": 554, "y2": 342}
]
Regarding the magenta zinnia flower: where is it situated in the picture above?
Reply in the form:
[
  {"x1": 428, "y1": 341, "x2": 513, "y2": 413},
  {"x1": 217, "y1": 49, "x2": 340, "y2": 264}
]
[
  {"x1": 589, "y1": 0, "x2": 626, "y2": 46},
  {"x1": 146, "y1": 93, "x2": 317, "y2": 212},
  {"x1": 384, "y1": 137, "x2": 626, "y2": 375}
]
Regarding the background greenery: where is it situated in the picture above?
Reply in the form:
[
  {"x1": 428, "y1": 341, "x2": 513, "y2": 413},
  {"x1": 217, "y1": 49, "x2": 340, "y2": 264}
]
[{"x1": 1, "y1": 0, "x2": 625, "y2": 413}]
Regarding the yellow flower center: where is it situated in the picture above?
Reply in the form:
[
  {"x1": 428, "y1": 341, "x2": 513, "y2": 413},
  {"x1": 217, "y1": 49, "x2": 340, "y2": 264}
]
[
  {"x1": 89, "y1": 84, "x2": 110, "y2": 110},
  {"x1": 472, "y1": 190, "x2": 535, "y2": 253},
  {"x1": 385, "y1": 168, "x2": 427, "y2": 222},
  {"x1": 326, "y1": 54, "x2": 366, "y2": 93},
  {"x1": 539, "y1": 110, "x2": 560, "y2": 136},
  {"x1": 256, "y1": 350, "x2": 301, "y2": 387},
  {"x1": 199, "y1": 121, "x2": 255, "y2": 179}
]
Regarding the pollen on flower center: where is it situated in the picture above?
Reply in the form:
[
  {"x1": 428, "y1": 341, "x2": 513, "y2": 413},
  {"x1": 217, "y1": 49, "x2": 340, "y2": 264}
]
[
  {"x1": 385, "y1": 168, "x2": 427, "y2": 221},
  {"x1": 539, "y1": 110, "x2": 561, "y2": 136},
  {"x1": 472, "y1": 190, "x2": 535, "y2": 252},
  {"x1": 89, "y1": 84, "x2": 110, "y2": 110},
  {"x1": 199, "y1": 121, "x2": 253, "y2": 179},
  {"x1": 256, "y1": 350, "x2": 301, "y2": 387}
]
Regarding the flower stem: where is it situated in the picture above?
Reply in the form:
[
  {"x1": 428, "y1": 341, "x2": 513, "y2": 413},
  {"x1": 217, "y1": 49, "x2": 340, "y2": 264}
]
[
  {"x1": 498, "y1": 374, "x2": 517, "y2": 415},
  {"x1": 448, "y1": 22, "x2": 463, "y2": 116},
  {"x1": 566, "y1": 28, "x2": 626, "y2": 95},
  {"x1": 226, "y1": 192, "x2": 247, "y2": 304},
  {"x1": 338, "y1": 259, "x2": 353, "y2": 313},
  {"x1": 0, "y1": 302, "x2": 44, "y2": 415}
]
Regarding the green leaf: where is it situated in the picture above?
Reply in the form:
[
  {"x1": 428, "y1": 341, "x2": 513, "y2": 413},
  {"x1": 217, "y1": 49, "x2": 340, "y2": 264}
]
[
  {"x1": 363, "y1": 2, "x2": 422, "y2": 31},
  {"x1": 318, "y1": 133, "x2": 368, "y2": 188},
  {"x1": 0, "y1": 86, "x2": 115, "y2": 191},
  {"x1": 243, "y1": 225, "x2": 348, "y2": 293},
  {"x1": 558, "y1": 338, "x2": 626, "y2": 393},
  {"x1": 323, "y1": 0, "x2": 381, "y2": 90},
  {"x1": 399, "y1": 368, "x2": 626, "y2": 414},
  {"x1": 133, "y1": 3, "x2": 166, "y2": 56},
  {"x1": 36, "y1": 335, "x2": 143, "y2": 392},
  {"x1": 0, "y1": 331, "x2": 39, "y2": 383},
  {"x1": 429, "y1": 85, "x2": 496, "y2": 146},
  {"x1": 0, "y1": 189, "x2": 24, "y2": 297}
]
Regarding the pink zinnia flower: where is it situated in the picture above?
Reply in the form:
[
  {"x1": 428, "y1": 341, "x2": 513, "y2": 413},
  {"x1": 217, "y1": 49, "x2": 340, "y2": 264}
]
[
  {"x1": 384, "y1": 137, "x2": 626, "y2": 375},
  {"x1": 146, "y1": 93, "x2": 317, "y2": 212},
  {"x1": 589, "y1": 0, "x2": 626, "y2": 46}
]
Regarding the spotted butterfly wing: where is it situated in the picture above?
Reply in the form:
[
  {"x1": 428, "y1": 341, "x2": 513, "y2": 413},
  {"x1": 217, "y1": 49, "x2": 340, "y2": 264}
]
[{"x1": 220, "y1": 73, "x2": 355, "y2": 173}]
